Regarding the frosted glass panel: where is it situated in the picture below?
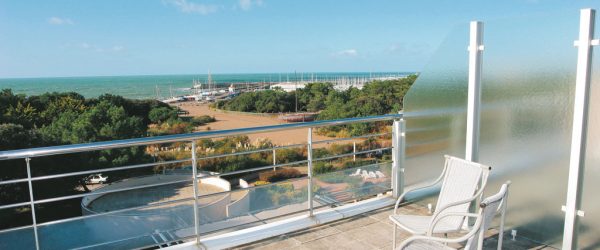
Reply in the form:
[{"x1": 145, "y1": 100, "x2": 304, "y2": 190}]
[
  {"x1": 478, "y1": 15, "x2": 577, "y2": 247},
  {"x1": 580, "y1": 12, "x2": 600, "y2": 249},
  {"x1": 404, "y1": 13, "x2": 582, "y2": 247},
  {"x1": 403, "y1": 25, "x2": 469, "y2": 187}
]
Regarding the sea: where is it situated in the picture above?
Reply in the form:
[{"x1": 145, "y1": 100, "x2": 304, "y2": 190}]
[{"x1": 0, "y1": 72, "x2": 413, "y2": 99}]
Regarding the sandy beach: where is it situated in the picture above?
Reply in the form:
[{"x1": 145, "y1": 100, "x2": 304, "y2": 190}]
[{"x1": 176, "y1": 102, "x2": 331, "y2": 146}]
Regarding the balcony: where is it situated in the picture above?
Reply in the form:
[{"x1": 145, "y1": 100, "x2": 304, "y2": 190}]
[
  {"x1": 0, "y1": 113, "x2": 568, "y2": 250},
  {"x1": 2, "y1": 8, "x2": 600, "y2": 250},
  {"x1": 230, "y1": 204, "x2": 551, "y2": 250}
]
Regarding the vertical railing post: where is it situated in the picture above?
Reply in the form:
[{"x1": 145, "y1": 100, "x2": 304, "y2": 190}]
[
  {"x1": 353, "y1": 141, "x2": 356, "y2": 162},
  {"x1": 466, "y1": 21, "x2": 484, "y2": 162},
  {"x1": 307, "y1": 128, "x2": 314, "y2": 216},
  {"x1": 392, "y1": 116, "x2": 405, "y2": 198},
  {"x1": 191, "y1": 141, "x2": 201, "y2": 245},
  {"x1": 273, "y1": 149, "x2": 277, "y2": 171},
  {"x1": 465, "y1": 20, "x2": 485, "y2": 230},
  {"x1": 562, "y1": 8, "x2": 597, "y2": 250},
  {"x1": 25, "y1": 158, "x2": 40, "y2": 250}
]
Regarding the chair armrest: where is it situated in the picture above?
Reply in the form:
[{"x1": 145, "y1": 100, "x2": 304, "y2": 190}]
[
  {"x1": 427, "y1": 212, "x2": 479, "y2": 236},
  {"x1": 393, "y1": 167, "x2": 448, "y2": 214}
]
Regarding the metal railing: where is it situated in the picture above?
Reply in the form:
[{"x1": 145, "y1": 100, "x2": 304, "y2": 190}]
[{"x1": 0, "y1": 113, "x2": 404, "y2": 250}]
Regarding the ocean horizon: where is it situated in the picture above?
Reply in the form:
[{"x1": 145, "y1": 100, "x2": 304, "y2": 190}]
[{"x1": 0, "y1": 72, "x2": 414, "y2": 99}]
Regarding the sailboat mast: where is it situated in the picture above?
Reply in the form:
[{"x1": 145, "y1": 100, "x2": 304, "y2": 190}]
[{"x1": 294, "y1": 70, "x2": 298, "y2": 113}]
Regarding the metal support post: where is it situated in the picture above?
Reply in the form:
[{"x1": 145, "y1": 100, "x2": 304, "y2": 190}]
[
  {"x1": 273, "y1": 149, "x2": 277, "y2": 171},
  {"x1": 26, "y1": 158, "x2": 40, "y2": 250},
  {"x1": 307, "y1": 128, "x2": 314, "y2": 216},
  {"x1": 353, "y1": 141, "x2": 357, "y2": 162},
  {"x1": 562, "y1": 8, "x2": 597, "y2": 250},
  {"x1": 191, "y1": 141, "x2": 202, "y2": 245},
  {"x1": 392, "y1": 117, "x2": 405, "y2": 198},
  {"x1": 466, "y1": 21, "x2": 484, "y2": 162}
]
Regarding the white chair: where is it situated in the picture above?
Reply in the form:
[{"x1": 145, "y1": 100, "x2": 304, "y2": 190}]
[
  {"x1": 376, "y1": 171, "x2": 386, "y2": 178},
  {"x1": 350, "y1": 168, "x2": 362, "y2": 176},
  {"x1": 397, "y1": 181, "x2": 510, "y2": 250},
  {"x1": 390, "y1": 155, "x2": 491, "y2": 249}
]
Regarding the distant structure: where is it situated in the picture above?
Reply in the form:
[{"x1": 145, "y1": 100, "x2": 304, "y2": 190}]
[
  {"x1": 270, "y1": 74, "x2": 407, "y2": 92},
  {"x1": 270, "y1": 82, "x2": 306, "y2": 92}
]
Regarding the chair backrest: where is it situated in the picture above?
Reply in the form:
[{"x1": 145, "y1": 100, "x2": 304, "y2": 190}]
[
  {"x1": 464, "y1": 182, "x2": 510, "y2": 250},
  {"x1": 433, "y1": 155, "x2": 491, "y2": 229}
]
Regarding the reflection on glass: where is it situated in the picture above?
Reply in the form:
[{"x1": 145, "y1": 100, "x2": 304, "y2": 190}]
[
  {"x1": 580, "y1": 12, "x2": 600, "y2": 249},
  {"x1": 404, "y1": 13, "x2": 583, "y2": 247},
  {"x1": 313, "y1": 162, "x2": 391, "y2": 205}
]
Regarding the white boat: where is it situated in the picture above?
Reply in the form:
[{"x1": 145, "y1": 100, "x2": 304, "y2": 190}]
[
  {"x1": 161, "y1": 85, "x2": 185, "y2": 103},
  {"x1": 162, "y1": 96, "x2": 185, "y2": 104}
]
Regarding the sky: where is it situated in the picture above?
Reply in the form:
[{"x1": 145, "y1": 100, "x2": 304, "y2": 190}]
[{"x1": 0, "y1": 0, "x2": 598, "y2": 78}]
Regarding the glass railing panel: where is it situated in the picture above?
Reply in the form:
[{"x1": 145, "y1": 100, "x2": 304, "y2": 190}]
[
  {"x1": 172, "y1": 173, "x2": 311, "y2": 236},
  {"x1": 403, "y1": 11, "x2": 594, "y2": 247},
  {"x1": 313, "y1": 162, "x2": 392, "y2": 205},
  {"x1": 37, "y1": 198, "x2": 195, "y2": 249},
  {"x1": 580, "y1": 11, "x2": 600, "y2": 249},
  {"x1": 0, "y1": 227, "x2": 36, "y2": 250}
]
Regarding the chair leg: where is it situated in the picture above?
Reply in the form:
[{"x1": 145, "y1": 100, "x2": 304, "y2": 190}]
[{"x1": 392, "y1": 224, "x2": 396, "y2": 249}]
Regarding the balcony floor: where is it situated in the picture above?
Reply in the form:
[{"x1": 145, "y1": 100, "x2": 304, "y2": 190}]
[{"x1": 229, "y1": 203, "x2": 556, "y2": 250}]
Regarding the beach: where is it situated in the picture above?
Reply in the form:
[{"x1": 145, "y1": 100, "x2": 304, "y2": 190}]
[{"x1": 176, "y1": 102, "x2": 331, "y2": 146}]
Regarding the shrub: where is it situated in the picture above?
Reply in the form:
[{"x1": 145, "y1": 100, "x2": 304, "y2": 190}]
[
  {"x1": 341, "y1": 159, "x2": 377, "y2": 169},
  {"x1": 312, "y1": 148, "x2": 329, "y2": 159},
  {"x1": 191, "y1": 115, "x2": 216, "y2": 126},
  {"x1": 275, "y1": 148, "x2": 305, "y2": 163},
  {"x1": 254, "y1": 180, "x2": 270, "y2": 186},
  {"x1": 148, "y1": 107, "x2": 178, "y2": 124},
  {"x1": 329, "y1": 143, "x2": 353, "y2": 155},
  {"x1": 258, "y1": 168, "x2": 303, "y2": 182},
  {"x1": 313, "y1": 162, "x2": 335, "y2": 174}
]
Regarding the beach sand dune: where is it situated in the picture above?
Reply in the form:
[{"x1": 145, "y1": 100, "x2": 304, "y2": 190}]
[{"x1": 177, "y1": 102, "x2": 331, "y2": 146}]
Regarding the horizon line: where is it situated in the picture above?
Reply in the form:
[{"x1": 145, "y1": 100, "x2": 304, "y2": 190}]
[{"x1": 0, "y1": 71, "x2": 419, "y2": 80}]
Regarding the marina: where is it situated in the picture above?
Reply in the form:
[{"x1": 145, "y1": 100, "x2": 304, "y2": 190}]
[
  {"x1": 155, "y1": 72, "x2": 410, "y2": 104},
  {"x1": 0, "y1": 72, "x2": 412, "y2": 100}
]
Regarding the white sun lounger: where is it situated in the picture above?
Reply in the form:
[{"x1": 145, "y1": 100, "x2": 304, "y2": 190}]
[
  {"x1": 349, "y1": 168, "x2": 361, "y2": 177},
  {"x1": 368, "y1": 171, "x2": 377, "y2": 178}
]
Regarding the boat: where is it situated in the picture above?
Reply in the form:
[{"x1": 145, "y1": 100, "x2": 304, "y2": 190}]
[
  {"x1": 161, "y1": 85, "x2": 185, "y2": 104},
  {"x1": 162, "y1": 96, "x2": 185, "y2": 104}
]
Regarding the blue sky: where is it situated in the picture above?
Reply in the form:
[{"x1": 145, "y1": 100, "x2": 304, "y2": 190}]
[{"x1": 0, "y1": 0, "x2": 598, "y2": 78}]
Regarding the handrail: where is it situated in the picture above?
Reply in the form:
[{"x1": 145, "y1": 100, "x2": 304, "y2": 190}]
[
  {"x1": 0, "y1": 114, "x2": 401, "y2": 160},
  {"x1": 0, "y1": 114, "x2": 403, "y2": 250}
]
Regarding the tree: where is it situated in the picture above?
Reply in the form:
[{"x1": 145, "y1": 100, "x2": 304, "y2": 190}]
[{"x1": 149, "y1": 107, "x2": 178, "y2": 124}]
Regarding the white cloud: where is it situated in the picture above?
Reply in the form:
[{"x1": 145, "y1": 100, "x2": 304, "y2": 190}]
[
  {"x1": 77, "y1": 43, "x2": 124, "y2": 53},
  {"x1": 164, "y1": 0, "x2": 219, "y2": 15},
  {"x1": 80, "y1": 43, "x2": 91, "y2": 49},
  {"x1": 238, "y1": 0, "x2": 263, "y2": 11},
  {"x1": 48, "y1": 17, "x2": 74, "y2": 25},
  {"x1": 334, "y1": 49, "x2": 358, "y2": 57},
  {"x1": 387, "y1": 42, "x2": 429, "y2": 56},
  {"x1": 112, "y1": 45, "x2": 124, "y2": 52}
]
